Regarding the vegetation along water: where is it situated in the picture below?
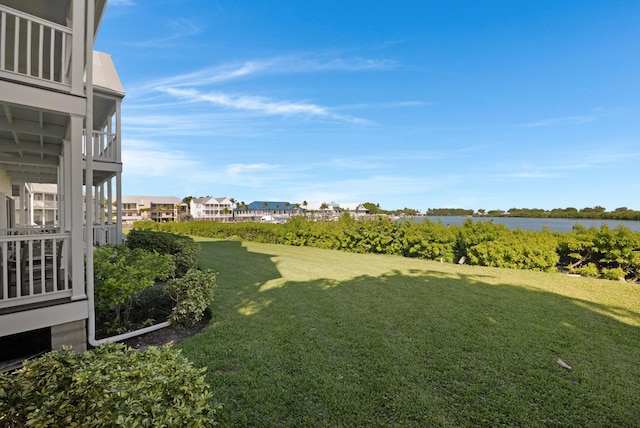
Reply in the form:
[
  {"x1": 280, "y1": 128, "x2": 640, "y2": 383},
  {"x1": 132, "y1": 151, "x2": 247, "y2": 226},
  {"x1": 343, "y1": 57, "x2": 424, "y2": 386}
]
[
  {"x1": 135, "y1": 215, "x2": 640, "y2": 282},
  {"x1": 423, "y1": 216, "x2": 640, "y2": 232}
]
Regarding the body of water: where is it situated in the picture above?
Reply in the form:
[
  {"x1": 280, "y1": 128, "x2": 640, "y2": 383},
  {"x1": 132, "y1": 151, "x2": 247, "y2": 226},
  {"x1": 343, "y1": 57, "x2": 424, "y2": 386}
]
[{"x1": 422, "y1": 216, "x2": 640, "y2": 233}]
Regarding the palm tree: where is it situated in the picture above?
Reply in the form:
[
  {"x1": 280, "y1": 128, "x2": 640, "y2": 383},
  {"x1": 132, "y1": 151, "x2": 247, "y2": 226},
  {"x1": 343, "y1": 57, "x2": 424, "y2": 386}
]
[{"x1": 320, "y1": 202, "x2": 329, "y2": 220}]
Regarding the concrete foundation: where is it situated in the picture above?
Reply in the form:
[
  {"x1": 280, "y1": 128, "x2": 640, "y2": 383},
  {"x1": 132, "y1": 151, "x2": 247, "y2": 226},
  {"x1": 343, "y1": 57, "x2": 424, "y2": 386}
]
[{"x1": 51, "y1": 319, "x2": 87, "y2": 352}]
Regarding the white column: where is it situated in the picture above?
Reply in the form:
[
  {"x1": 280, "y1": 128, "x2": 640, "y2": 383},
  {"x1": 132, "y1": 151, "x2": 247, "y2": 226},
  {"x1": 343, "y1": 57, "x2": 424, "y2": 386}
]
[
  {"x1": 61, "y1": 144, "x2": 72, "y2": 231},
  {"x1": 69, "y1": 114, "x2": 85, "y2": 301},
  {"x1": 116, "y1": 173, "x2": 122, "y2": 243},
  {"x1": 70, "y1": 0, "x2": 85, "y2": 95}
]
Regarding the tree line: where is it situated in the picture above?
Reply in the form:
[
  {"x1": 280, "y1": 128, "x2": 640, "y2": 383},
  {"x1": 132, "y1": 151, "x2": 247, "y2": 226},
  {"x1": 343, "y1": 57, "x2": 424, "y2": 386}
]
[
  {"x1": 427, "y1": 206, "x2": 640, "y2": 220},
  {"x1": 134, "y1": 216, "x2": 640, "y2": 283}
]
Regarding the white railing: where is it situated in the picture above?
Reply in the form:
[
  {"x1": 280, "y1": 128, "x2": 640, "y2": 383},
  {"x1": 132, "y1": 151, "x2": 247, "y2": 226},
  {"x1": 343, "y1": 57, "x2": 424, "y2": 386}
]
[
  {"x1": 83, "y1": 131, "x2": 119, "y2": 162},
  {"x1": 93, "y1": 224, "x2": 119, "y2": 246},
  {"x1": 0, "y1": 231, "x2": 71, "y2": 309},
  {"x1": 0, "y1": 4, "x2": 72, "y2": 90},
  {"x1": 33, "y1": 200, "x2": 58, "y2": 209}
]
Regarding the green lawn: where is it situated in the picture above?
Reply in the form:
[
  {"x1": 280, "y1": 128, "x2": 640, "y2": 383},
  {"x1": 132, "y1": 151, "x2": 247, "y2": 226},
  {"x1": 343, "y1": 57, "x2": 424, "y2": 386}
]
[{"x1": 179, "y1": 238, "x2": 640, "y2": 427}]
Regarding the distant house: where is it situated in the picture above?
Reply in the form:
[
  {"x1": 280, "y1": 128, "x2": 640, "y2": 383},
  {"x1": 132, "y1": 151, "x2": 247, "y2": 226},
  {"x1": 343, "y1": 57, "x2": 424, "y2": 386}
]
[
  {"x1": 121, "y1": 196, "x2": 185, "y2": 224},
  {"x1": 190, "y1": 197, "x2": 234, "y2": 222},
  {"x1": 338, "y1": 203, "x2": 369, "y2": 218},
  {"x1": 301, "y1": 202, "x2": 369, "y2": 219},
  {"x1": 303, "y1": 202, "x2": 342, "y2": 219},
  {"x1": 236, "y1": 201, "x2": 295, "y2": 221}
]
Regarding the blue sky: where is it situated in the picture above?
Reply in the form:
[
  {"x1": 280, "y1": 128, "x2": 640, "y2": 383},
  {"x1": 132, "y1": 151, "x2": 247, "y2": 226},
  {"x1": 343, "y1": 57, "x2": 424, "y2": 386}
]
[{"x1": 95, "y1": 0, "x2": 640, "y2": 211}]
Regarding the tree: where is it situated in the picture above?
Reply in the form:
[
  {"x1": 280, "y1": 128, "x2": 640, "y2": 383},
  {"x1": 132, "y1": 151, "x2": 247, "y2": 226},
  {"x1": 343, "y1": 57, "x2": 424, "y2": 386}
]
[{"x1": 363, "y1": 202, "x2": 384, "y2": 214}]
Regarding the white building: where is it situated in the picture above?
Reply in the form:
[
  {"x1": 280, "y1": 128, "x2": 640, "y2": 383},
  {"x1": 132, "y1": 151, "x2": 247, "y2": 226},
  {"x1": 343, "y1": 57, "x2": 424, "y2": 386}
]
[
  {"x1": 121, "y1": 195, "x2": 186, "y2": 225},
  {"x1": 1, "y1": 0, "x2": 125, "y2": 353},
  {"x1": 14, "y1": 183, "x2": 59, "y2": 226},
  {"x1": 299, "y1": 202, "x2": 369, "y2": 219},
  {"x1": 190, "y1": 197, "x2": 234, "y2": 222}
]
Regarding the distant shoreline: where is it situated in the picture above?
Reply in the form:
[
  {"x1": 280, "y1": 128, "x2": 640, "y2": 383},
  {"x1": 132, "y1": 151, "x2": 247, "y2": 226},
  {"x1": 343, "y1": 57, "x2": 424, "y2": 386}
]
[{"x1": 416, "y1": 215, "x2": 640, "y2": 233}]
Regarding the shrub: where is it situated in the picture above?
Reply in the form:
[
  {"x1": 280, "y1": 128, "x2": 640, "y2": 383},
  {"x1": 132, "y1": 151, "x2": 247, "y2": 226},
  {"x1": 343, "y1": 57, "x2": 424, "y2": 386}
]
[
  {"x1": 0, "y1": 343, "x2": 219, "y2": 427},
  {"x1": 576, "y1": 263, "x2": 600, "y2": 278},
  {"x1": 167, "y1": 269, "x2": 217, "y2": 328},
  {"x1": 133, "y1": 283, "x2": 175, "y2": 322},
  {"x1": 127, "y1": 229, "x2": 200, "y2": 276},
  {"x1": 94, "y1": 246, "x2": 175, "y2": 331},
  {"x1": 602, "y1": 267, "x2": 626, "y2": 281}
]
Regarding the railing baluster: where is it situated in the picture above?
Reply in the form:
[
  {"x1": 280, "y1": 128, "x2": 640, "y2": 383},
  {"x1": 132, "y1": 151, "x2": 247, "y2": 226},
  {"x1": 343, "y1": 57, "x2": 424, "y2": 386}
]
[
  {"x1": 27, "y1": 240, "x2": 34, "y2": 296},
  {"x1": 1, "y1": 12, "x2": 5, "y2": 70},
  {"x1": 26, "y1": 19, "x2": 31, "y2": 76},
  {"x1": 61, "y1": 30, "x2": 66, "y2": 83},
  {"x1": 38, "y1": 23, "x2": 43, "y2": 78},
  {"x1": 49, "y1": 26, "x2": 54, "y2": 82},
  {"x1": 15, "y1": 241, "x2": 21, "y2": 297},
  {"x1": 13, "y1": 15, "x2": 19, "y2": 73},
  {"x1": 40, "y1": 238, "x2": 45, "y2": 294},
  {"x1": 1, "y1": 242, "x2": 7, "y2": 300}
]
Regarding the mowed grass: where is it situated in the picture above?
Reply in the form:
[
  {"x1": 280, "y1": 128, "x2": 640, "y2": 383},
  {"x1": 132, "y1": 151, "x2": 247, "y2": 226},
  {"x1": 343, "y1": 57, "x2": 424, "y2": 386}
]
[{"x1": 179, "y1": 238, "x2": 640, "y2": 427}]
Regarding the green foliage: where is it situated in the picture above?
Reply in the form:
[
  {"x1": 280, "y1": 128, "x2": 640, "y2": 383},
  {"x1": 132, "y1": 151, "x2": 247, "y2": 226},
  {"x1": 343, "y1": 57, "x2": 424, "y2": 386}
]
[
  {"x1": 467, "y1": 205, "x2": 640, "y2": 220},
  {"x1": 167, "y1": 269, "x2": 217, "y2": 328},
  {"x1": 426, "y1": 207, "x2": 475, "y2": 216},
  {"x1": 135, "y1": 216, "x2": 640, "y2": 281},
  {"x1": 602, "y1": 267, "x2": 626, "y2": 281},
  {"x1": 132, "y1": 219, "x2": 161, "y2": 231},
  {"x1": 466, "y1": 230, "x2": 559, "y2": 272},
  {"x1": 0, "y1": 343, "x2": 219, "y2": 427},
  {"x1": 127, "y1": 229, "x2": 200, "y2": 276},
  {"x1": 576, "y1": 263, "x2": 600, "y2": 278},
  {"x1": 556, "y1": 225, "x2": 640, "y2": 281},
  {"x1": 400, "y1": 221, "x2": 457, "y2": 262},
  {"x1": 94, "y1": 246, "x2": 174, "y2": 331}
]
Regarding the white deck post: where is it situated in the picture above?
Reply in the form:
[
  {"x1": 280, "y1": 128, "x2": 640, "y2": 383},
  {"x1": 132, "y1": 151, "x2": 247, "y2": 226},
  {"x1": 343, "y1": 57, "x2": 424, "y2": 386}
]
[
  {"x1": 70, "y1": 0, "x2": 85, "y2": 95},
  {"x1": 69, "y1": 114, "x2": 86, "y2": 301}
]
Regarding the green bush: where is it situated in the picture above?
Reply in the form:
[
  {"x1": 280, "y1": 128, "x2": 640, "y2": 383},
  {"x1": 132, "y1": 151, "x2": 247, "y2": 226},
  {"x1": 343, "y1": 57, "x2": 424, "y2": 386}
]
[
  {"x1": 0, "y1": 343, "x2": 219, "y2": 427},
  {"x1": 167, "y1": 269, "x2": 217, "y2": 328},
  {"x1": 602, "y1": 267, "x2": 626, "y2": 281},
  {"x1": 127, "y1": 229, "x2": 200, "y2": 276},
  {"x1": 576, "y1": 262, "x2": 600, "y2": 278},
  {"x1": 133, "y1": 283, "x2": 175, "y2": 322},
  {"x1": 94, "y1": 246, "x2": 175, "y2": 331}
]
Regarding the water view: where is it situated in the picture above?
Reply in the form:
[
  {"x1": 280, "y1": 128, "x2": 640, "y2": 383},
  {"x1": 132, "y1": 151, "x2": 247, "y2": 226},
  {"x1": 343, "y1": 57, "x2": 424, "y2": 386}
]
[{"x1": 423, "y1": 216, "x2": 640, "y2": 233}]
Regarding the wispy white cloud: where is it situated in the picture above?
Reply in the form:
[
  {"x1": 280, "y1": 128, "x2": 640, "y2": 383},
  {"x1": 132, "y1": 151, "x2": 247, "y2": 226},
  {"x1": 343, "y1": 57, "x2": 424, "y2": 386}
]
[
  {"x1": 289, "y1": 175, "x2": 456, "y2": 205},
  {"x1": 157, "y1": 87, "x2": 367, "y2": 123},
  {"x1": 498, "y1": 172, "x2": 556, "y2": 179},
  {"x1": 521, "y1": 115, "x2": 595, "y2": 128},
  {"x1": 122, "y1": 140, "x2": 201, "y2": 176},
  {"x1": 126, "y1": 18, "x2": 202, "y2": 48},
  {"x1": 334, "y1": 101, "x2": 430, "y2": 111},
  {"x1": 150, "y1": 62, "x2": 268, "y2": 88},
  {"x1": 147, "y1": 55, "x2": 396, "y2": 88},
  {"x1": 520, "y1": 108, "x2": 622, "y2": 128}
]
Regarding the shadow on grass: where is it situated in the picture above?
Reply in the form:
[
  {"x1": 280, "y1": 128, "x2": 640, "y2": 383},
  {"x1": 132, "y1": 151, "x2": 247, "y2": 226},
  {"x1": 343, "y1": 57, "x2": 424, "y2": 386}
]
[{"x1": 187, "y1": 240, "x2": 640, "y2": 427}]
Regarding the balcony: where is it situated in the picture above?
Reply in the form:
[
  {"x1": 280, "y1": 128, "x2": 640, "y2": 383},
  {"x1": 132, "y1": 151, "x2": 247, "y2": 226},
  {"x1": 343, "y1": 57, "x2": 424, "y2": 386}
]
[
  {"x1": 0, "y1": 4, "x2": 73, "y2": 92},
  {"x1": 83, "y1": 130, "x2": 119, "y2": 163},
  {"x1": 0, "y1": 228, "x2": 72, "y2": 311}
]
